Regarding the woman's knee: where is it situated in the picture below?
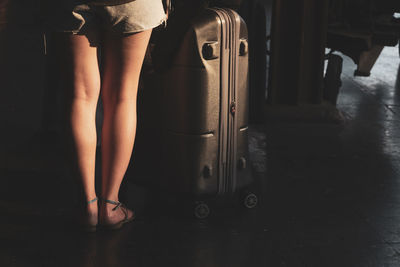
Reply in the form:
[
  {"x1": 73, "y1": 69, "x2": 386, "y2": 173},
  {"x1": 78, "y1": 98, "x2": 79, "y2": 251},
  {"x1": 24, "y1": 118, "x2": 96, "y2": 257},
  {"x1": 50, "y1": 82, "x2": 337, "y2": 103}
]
[
  {"x1": 101, "y1": 88, "x2": 137, "y2": 110},
  {"x1": 70, "y1": 78, "x2": 101, "y2": 103}
]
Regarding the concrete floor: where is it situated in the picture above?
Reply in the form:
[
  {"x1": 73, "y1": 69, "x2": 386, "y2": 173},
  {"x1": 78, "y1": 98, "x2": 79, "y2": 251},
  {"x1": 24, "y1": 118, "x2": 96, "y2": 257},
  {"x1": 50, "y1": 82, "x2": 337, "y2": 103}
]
[{"x1": 1, "y1": 46, "x2": 400, "y2": 266}]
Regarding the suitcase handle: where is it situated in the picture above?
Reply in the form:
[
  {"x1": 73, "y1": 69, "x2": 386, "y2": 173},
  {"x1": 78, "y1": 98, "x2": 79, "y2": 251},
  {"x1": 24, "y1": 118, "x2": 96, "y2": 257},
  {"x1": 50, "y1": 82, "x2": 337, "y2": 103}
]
[
  {"x1": 239, "y1": 39, "x2": 248, "y2": 56},
  {"x1": 202, "y1": 42, "x2": 219, "y2": 60}
]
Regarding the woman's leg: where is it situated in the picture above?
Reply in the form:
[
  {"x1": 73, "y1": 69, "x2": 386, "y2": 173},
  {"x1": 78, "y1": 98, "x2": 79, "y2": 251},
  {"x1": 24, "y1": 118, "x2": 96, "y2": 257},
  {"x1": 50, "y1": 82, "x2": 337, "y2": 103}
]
[
  {"x1": 100, "y1": 29, "x2": 152, "y2": 224},
  {"x1": 55, "y1": 33, "x2": 101, "y2": 223}
]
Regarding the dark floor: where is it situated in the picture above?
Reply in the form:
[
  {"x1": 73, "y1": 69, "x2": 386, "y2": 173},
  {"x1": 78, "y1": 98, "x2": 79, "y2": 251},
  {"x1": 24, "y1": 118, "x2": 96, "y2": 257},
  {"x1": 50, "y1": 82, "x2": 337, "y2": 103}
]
[{"x1": 1, "y1": 46, "x2": 400, "y2": 266}]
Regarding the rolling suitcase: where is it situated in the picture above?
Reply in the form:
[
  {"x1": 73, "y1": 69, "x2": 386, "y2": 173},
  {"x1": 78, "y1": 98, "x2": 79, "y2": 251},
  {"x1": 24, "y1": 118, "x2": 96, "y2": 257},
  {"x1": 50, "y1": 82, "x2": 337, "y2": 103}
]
[{"x1": 132, "y1": 7, "x2": 258, "y2": 219}]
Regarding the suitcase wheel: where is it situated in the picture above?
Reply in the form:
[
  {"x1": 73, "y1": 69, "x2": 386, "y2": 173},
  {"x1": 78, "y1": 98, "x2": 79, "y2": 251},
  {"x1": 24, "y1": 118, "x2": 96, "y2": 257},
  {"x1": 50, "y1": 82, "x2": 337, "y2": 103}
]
[
  {"x1": 194, "y1": 201, "x2": 210, "y2": 219},
  {"x1": 243, "y1": 192, "x2": 258, "y2": 209}
]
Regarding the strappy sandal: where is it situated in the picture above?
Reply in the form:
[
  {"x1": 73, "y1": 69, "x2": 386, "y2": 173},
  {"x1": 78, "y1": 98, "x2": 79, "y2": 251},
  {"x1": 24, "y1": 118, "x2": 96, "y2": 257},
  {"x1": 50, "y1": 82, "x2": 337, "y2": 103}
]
[
  {"x1": 81, "y1": 197, "x2": 99, "y2": 233},
  {"x1": 100, "y1": 199, "x2": 135, "y2": 230}
]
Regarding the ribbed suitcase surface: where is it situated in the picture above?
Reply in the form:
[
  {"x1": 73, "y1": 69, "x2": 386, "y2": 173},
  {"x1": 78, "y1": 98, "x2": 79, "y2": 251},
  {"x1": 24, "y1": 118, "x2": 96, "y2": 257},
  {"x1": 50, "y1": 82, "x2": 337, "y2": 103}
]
[{"x1": 160, "y1": 8, "x2": 252, "y2": 197}]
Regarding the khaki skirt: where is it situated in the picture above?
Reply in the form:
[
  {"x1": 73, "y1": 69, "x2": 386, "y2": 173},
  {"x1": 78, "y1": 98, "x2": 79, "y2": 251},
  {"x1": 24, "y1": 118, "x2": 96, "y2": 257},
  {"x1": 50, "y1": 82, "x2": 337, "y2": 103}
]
[{"x1": 45, "y1": 0, "x2": 166, "y2": 35}]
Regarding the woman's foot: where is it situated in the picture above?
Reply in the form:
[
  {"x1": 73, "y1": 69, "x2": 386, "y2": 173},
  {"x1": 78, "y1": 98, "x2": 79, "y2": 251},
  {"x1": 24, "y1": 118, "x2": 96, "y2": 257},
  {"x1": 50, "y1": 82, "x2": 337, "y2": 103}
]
[
  {"x1": 99, "y1": 199, "x2": 134, "y2": 230},
  {"x1": 78, "y1": 197, "x2": 99, "y2": 232}
]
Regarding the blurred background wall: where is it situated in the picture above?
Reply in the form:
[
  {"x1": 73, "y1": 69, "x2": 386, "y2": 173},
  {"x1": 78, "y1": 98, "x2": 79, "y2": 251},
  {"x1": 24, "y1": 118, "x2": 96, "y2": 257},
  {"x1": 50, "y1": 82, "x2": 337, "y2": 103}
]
[{"x1": 0, "y1": 1, "x2": 48, "y2": 169}]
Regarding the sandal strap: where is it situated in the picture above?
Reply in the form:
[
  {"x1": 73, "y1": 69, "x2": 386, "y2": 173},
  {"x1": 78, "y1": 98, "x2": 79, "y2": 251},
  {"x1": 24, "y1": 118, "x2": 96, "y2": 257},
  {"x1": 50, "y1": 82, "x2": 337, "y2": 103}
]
[
  {"x1": 103, "y1": 199, "x2": 123, "y2": 212},
  {"x1": 102, "y1": 198, "x2": 132, "y2": 223},
  {"x1": 86, "y1": 197, "x2": 99, "y2": 205}
]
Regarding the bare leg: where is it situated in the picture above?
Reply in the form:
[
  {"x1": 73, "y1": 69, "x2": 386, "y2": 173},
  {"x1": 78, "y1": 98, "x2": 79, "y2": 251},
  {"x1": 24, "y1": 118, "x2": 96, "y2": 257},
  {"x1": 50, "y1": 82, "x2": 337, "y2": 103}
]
[
  {"x1": 100, "y1": 29, "x2": 152, "y2": 224},
  {"x1": 56, "y1": 33, "x2": 100, "y2": 225}
]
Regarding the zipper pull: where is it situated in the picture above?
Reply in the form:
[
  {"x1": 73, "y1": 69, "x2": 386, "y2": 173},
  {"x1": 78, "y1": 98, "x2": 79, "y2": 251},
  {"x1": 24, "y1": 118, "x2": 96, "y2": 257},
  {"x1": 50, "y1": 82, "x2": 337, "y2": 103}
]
[{"x1": 230, "y1": 102, "x2": 236, "y2": 115}]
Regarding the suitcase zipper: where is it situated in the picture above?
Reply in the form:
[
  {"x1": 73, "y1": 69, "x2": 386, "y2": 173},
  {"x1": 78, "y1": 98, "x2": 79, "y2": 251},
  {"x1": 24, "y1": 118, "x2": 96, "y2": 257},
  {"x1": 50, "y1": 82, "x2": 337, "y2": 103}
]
[
  {"x1": 212, "y1": 8, "x2": 239, "y2": 196},
  {"x1": 227, "y1": 9, "x2": 239, "y2": 195}
]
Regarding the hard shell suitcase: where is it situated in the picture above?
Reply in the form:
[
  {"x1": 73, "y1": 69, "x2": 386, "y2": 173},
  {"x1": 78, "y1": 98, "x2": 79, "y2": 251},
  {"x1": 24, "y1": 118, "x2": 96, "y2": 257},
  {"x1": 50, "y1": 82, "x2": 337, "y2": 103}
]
[{"x1": 132, "y1": 8, "x2": 258, "y2": 218}]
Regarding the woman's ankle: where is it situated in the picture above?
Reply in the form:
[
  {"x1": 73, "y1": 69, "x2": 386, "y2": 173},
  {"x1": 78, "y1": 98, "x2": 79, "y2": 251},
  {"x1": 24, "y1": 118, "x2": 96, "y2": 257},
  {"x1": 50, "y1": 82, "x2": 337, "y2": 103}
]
[{"x1": 85, "y1": 202, "x2": 98, "y2": 214}]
